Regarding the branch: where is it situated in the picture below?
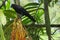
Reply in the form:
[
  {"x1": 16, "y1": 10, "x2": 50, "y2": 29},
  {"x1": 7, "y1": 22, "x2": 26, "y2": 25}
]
[
  {"x1": 44, "y1": 0, "x2": 51, "y2": 40},
  {"x1": 25, "y1": 24, "x2": 60, "y2": 28}
]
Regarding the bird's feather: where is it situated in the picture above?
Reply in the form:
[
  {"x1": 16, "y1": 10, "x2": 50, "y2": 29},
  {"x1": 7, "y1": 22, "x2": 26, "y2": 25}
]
[{"x1": 11, "y1": 4, "x2": 36, "y2": 22}]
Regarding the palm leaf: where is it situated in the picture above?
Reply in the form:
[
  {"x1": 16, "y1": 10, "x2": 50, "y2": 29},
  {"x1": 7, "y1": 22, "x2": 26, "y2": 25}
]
[{"x1": 24, "y1": 3, "x2": 39, "y2": 7}]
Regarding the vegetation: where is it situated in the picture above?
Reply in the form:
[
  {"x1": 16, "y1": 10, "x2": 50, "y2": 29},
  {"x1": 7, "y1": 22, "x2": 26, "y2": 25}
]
[{"x1": 0, "y1": 0, "x2": 60, "y2": 40}]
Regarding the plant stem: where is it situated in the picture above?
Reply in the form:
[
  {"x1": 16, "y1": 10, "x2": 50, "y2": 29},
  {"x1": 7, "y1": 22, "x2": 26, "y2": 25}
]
[{"x1": 44, "y1": 0, "x2": 51, "y2": 40}]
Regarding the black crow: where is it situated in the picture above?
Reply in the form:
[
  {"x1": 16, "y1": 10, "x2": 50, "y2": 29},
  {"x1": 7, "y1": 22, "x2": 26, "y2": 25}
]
[{"x1": 11, "y1": 4, "x2": 36, "y2": 22}]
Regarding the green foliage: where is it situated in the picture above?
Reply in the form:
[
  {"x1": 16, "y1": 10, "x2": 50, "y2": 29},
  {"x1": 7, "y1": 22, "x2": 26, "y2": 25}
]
[
  {"x1": 0, "y1": 10, "x2": 6, "y2": 25},
  {"x1": 4, "y1": 10, "x2": 17, "y2": 19},
  {"x1": 24, "y1": 3, "x2": 40, "y2": 7},
  {"x1": 55, "y1": 0, "x2": 58, "y2": 3},
  {"x1": 35, "y1": 9, "x2": 44, "y2": 23},
  {"x1": 38, "y1": 0, "x2": 44, "y2": 3},
  {"x1": 49, "y1": 0, "x2": 58, "y2": 7},
  {"x1": 22, "y1": 2, "x2": 44, "y2": 25},
  {"x1": 5, "y1": 0, "x2": 10, "y2": 10},
  {"x1": 0, "y1": 0, "x2": 59, "y2": 40},
  {"x1": 0, "y1": 0, "x2": 46, "y2": 40},
  {"x1": 0, "y1": 23, "x2": 6, "y2": 40},
  {"x1": 0, "y1": 10, "x2": 6, "y2": 40}
]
